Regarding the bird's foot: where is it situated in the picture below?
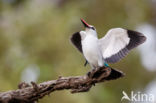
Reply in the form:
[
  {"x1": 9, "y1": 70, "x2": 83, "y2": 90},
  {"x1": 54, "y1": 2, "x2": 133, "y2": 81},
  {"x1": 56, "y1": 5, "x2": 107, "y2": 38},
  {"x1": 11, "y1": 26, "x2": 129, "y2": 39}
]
[
  {"x1": 87, "y1": 71, "x2": 91, "y2": 77},
  {"x1": 87, "y1": 68, "x2": 97, "y2": 78}
]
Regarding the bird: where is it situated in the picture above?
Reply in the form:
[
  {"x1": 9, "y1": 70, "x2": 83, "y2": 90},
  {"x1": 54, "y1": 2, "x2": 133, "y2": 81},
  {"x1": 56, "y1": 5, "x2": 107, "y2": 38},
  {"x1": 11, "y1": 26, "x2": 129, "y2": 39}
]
[{"x1": 70, "y1": 18, "x2": 146, "y2": 69}]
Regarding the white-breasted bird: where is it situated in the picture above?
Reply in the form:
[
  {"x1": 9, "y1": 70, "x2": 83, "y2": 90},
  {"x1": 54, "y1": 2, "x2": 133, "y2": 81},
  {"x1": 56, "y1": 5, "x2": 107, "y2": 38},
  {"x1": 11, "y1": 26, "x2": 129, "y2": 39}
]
[{"x1": 70, "y1": 19, "x2": 146, "y2": 69}]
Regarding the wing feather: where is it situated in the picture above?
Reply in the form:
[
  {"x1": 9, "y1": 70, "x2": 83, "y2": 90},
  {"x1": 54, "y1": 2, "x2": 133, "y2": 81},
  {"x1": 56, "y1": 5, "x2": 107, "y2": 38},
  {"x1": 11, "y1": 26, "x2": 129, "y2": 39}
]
[
  {"x1": 99, "y1": 28, "x2": 146, "y2": 63},
  {"x1": 70, "y1": 32, "x2": 89, "y2": 66},
  {"x1": 70, "y1": 32, "x2": 82, "y2": 52}
]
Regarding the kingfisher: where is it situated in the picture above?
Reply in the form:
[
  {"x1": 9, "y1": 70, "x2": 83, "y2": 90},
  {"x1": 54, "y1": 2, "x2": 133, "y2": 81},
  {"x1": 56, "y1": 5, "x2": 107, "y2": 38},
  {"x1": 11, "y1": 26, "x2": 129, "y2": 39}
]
[{"x1": 70, "y1": 19, "x2": 146, "y2": 69}]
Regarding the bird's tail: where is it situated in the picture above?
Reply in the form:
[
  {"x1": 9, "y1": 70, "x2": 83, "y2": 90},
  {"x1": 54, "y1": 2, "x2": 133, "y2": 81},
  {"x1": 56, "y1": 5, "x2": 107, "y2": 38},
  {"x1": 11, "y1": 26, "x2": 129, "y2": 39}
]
[{"x1": 105, "y1": 66, "x2": 125, "y2": 80}]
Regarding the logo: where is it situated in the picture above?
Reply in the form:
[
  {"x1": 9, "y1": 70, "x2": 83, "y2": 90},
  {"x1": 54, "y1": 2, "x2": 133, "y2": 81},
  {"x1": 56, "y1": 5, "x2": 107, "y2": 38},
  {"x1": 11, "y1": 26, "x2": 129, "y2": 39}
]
[{"x1": 121, "y1": 91, "x2": 155, "y2": 102}]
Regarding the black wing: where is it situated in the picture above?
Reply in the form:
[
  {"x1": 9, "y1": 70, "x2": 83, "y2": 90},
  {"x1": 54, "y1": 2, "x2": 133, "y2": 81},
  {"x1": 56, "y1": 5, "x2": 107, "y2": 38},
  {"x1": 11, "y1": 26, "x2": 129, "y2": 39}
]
[
  {"x1": 70, "y1": 32, "x2": 89, "y2": 66},
  {"x1": 70, "y1": 32, "x2": 82, "y2": 52}
]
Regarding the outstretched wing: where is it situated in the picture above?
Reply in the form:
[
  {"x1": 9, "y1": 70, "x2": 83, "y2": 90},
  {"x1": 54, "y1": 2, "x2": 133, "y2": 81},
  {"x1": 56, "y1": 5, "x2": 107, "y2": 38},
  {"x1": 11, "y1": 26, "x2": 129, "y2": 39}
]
[
  {"x1": 70, "y1": 32, "x2": 82, "y2": 52},
  {"x1": 99, "y1": 28, "x2": 146, "y2": 63},
  {"x1": 70, "y1": 32, "x2": 88, "y2": 66}
]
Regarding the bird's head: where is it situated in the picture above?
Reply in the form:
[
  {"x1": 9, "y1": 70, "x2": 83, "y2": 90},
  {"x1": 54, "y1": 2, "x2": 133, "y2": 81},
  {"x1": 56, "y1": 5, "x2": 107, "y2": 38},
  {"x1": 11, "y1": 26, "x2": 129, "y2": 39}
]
[{"x1": 80, "y1": 18, "x2": 96, "y2": 33}]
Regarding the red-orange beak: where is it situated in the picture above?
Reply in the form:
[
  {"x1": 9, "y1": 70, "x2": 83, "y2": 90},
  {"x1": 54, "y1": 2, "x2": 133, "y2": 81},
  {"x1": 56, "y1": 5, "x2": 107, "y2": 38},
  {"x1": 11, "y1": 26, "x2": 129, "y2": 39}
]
[{"x1": 80, "y1": 18, "x2": 90, "y2": 28}]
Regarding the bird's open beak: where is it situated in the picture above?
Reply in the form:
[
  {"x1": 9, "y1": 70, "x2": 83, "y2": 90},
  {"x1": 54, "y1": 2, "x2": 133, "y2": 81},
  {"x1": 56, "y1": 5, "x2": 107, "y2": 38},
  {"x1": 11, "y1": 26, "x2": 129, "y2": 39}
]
[{"x1": 80, "y1": 18, "x2": 90, "y2": 28}]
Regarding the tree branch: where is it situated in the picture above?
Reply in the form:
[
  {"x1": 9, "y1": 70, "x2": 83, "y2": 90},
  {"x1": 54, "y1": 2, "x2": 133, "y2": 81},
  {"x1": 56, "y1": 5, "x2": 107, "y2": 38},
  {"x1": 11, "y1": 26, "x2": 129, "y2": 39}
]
[{"x1": 0, "y1": 66, "x2": 124, "y2": 103}]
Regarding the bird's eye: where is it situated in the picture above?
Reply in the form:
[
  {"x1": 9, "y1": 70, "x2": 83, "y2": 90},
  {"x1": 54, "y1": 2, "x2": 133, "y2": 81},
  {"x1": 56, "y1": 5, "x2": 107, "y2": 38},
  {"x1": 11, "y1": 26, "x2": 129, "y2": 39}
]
[{"x1": 91, "y1": 27, "x2": 95, "y2": 30}]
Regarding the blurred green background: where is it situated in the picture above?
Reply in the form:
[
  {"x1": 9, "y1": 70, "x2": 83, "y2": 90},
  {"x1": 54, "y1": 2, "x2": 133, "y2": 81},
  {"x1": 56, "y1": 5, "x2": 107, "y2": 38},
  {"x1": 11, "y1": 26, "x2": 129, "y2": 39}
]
[{"x1": 0, "y1": 0, "x2": 156, "y2": 103}]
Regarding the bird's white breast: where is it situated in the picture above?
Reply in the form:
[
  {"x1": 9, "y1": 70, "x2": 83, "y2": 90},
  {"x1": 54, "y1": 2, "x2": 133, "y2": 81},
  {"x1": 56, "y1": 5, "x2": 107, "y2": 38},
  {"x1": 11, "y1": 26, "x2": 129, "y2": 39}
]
[{"x1": 81, "y1": 34, "x2": 104, "y2": 67}]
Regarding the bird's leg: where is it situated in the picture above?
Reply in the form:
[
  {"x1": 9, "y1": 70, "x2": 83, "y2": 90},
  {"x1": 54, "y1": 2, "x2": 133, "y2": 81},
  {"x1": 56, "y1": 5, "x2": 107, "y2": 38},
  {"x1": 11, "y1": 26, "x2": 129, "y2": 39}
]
[{"x1": 84, "y1": 60, "x2": 88, "y2": 66}]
